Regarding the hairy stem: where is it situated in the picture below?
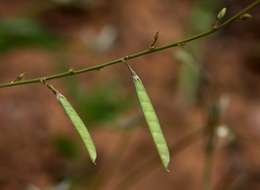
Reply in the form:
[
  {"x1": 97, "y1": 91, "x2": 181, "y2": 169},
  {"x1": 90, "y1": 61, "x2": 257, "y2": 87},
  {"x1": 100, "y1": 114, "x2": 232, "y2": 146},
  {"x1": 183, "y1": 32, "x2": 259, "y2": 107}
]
[{"x1": 0, "y1": 0, "x2": 259, "y2": 89}]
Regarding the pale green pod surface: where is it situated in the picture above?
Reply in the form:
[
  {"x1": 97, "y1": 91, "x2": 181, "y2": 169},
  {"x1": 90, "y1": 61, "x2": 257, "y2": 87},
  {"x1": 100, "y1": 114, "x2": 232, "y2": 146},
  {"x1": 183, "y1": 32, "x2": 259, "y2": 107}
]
[
  {"x1": 132, "y1": 74, "x2": 170, "y2": 170},
  {"x1": 57, "y1": 93, "x2": 97, "y2": 164}
]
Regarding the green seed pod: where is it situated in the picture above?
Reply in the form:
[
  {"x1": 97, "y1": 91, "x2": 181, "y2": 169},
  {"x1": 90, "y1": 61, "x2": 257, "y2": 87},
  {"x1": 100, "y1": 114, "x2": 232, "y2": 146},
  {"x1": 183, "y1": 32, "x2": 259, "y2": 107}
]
[
  {"x1": 217, "y1": 7, "x2": 227, "y2": 20},
  {"x1": 57, "y1": 93, "x2": 97, "y2": 164},
  {"x1": 130, "y1": 68, "x2": 170, "y2": 170}
]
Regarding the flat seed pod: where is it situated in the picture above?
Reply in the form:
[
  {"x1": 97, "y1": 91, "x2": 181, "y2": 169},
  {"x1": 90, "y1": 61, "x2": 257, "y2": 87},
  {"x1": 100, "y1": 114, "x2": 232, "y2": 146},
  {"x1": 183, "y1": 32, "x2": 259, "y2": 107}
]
[
  {"x1": 130, "y1": 68, "x2": 170, "y2": 170},
  {"x1": 57, "y1": 93, "x2": 97, "y2": 164}
]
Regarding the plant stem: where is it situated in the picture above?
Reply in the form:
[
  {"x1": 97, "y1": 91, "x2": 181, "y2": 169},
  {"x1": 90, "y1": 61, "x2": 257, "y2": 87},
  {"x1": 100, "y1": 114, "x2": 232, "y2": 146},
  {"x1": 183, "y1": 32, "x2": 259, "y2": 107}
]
[
  {"x1": 203, "y1": 100, "x2": 222, "y2": 190},
  {"x1": 0, "y1": 0, "x2": 259, "y2": 89},
  {"x1": 204, "y1": 136, "x2": 214, "y2": 190}
]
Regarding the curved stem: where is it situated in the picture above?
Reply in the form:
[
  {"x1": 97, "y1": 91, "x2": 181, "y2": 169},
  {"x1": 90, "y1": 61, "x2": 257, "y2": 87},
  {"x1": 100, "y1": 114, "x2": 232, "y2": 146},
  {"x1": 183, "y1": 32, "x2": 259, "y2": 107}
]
[{"x1": 0, "y1": 0, "x2": 259, "y2": 89}]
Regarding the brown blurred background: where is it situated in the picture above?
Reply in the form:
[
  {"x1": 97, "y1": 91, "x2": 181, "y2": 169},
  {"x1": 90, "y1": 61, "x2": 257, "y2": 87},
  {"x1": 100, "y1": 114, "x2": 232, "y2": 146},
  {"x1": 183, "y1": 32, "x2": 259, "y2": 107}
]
[{"x1": 0, "y1": 0, "x2": 260, "y2": 190}]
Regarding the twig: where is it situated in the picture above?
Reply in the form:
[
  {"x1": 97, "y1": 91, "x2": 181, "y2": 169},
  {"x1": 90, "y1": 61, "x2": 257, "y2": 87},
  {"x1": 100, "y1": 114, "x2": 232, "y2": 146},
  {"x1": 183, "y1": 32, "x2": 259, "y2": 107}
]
[
  {"x1": 149, "y1": 31, "x2": 159, "y2": 49},
  {"x1": 11, "y1": 72, "x2": 25, "y2": 83},
  {"x1": 0, "y1": 0, "x2": 259, "y2": 89}
]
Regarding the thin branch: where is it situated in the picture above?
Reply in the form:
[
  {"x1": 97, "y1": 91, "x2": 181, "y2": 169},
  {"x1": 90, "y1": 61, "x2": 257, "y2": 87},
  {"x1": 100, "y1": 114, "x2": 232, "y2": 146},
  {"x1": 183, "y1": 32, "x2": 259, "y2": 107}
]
[
  {"x1": 149, "y1": 31, "x2": 159, "y2": 49},
  {"x1": 0, "y1": 0, "x2": 259, "y2": 89}
]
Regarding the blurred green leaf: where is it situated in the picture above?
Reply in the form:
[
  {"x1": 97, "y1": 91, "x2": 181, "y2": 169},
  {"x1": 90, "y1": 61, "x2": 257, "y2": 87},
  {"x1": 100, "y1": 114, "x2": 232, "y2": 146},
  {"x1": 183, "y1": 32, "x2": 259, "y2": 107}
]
[
  {"x1": 175, "y1": 49, "x2": 201, "y2": 105},
  {"x1": 64, "y1": 78, "x2": 131, "y2": 125},
  {"x1": 189, "y1": 0, "x2": 219, "y2": 32},
  {"x1": 0, "y1": 18, "x2": 62, "y2": 52},
  {"x1": 79, "y1": 85, "x2": 131, "y2": 124},
  {"x1": 53, "y1": 135, "x2": 79, "y2": 160}
]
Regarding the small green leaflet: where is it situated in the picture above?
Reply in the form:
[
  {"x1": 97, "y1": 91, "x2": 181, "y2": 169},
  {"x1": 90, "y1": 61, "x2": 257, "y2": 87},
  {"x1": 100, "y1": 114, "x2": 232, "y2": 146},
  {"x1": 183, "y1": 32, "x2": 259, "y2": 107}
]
[
  {"x1": 57, "y1": 93, "x2": 97, "y2": 164},
  {"x1": 129, "y1": 67, "x2": 170, "y2": 170},
  {"x1": 217, "y1": 7, "x2": 227, "y2": 20}
]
